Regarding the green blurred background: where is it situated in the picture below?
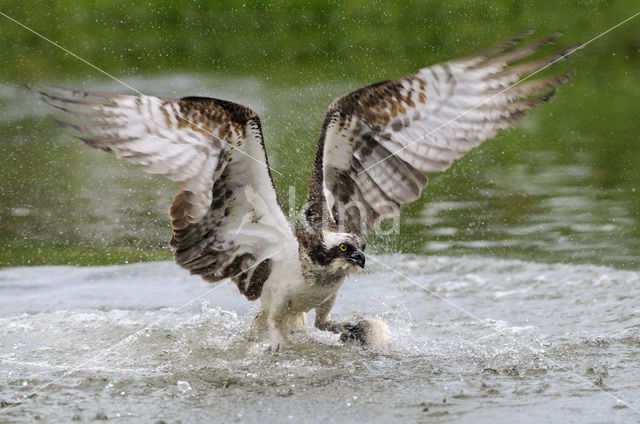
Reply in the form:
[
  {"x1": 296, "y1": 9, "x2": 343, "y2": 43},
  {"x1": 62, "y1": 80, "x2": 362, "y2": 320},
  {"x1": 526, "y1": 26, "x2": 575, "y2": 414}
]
[
  {"x1": 2, "y1": 0, "x2": 639, "y2": 84},
  {"x1": 1, "y1": 0, "x2": 639, "y2": 268}
]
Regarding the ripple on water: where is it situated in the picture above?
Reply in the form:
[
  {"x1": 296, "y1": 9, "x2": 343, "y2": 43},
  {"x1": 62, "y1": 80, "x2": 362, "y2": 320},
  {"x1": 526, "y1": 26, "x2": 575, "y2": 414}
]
[{"x1": 0, "y1": 256, "x2": 639, "y2": 423}]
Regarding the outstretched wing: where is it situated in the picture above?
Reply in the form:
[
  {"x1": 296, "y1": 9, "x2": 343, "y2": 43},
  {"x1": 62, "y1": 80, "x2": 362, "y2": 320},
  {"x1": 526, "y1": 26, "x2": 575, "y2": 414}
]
[
  {"x1": 305, "y1": 32, "x2": 573, "y2": 236},
  {"x1": 39, "y1": 87, "x2": 293, "y2": 300}
]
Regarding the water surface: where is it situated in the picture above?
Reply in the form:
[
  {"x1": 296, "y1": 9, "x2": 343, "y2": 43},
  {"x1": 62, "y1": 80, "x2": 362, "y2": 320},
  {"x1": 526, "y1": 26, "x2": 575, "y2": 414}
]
[
  {"x1": 1, "y1": 256, "x2": 639, "y2": 423},
  {"x1": 1, "y1": 74, "x2": 640, "y2": 423}
]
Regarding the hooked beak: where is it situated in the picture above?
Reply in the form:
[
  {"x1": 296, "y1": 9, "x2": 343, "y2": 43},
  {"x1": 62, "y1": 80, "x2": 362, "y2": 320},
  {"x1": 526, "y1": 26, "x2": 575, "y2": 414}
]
[{"x1": 347, "y1": 249, "x2": 366, "y2": 268}]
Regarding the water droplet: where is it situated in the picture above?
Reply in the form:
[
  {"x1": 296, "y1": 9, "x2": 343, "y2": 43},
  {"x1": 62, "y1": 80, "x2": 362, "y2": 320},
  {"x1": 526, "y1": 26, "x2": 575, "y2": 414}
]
[{"x1": 176, "y1": 380, "x2": 192, "y2": 393}]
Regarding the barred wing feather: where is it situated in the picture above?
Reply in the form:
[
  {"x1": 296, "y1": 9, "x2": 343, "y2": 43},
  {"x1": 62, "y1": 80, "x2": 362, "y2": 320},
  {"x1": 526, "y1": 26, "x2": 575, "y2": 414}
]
[
  {"x1": 39, "y1": 88, "x2": 293, "y2": 299},
  {"x1": 305, "y1": 33, "x2": 572, "y2": 236}
]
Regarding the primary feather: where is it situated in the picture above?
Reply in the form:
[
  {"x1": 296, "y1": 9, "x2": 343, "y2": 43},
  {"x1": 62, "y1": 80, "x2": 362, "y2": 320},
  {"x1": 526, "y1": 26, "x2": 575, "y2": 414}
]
[
  {"x1": 39, "y1": 32, "x2": 572, "y2": 350},
  {"x1": 304, "y1": 32, "x2": 572, "y2": 236},
  {"x1": 38, "y1": 88, "x2": 292, "y2": 300}
]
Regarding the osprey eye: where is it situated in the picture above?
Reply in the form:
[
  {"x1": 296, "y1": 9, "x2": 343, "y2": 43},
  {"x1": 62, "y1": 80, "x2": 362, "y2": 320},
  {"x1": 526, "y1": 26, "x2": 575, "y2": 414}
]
[{"x1": 339, "y1": 243, "x2": 347, "y2": 252}]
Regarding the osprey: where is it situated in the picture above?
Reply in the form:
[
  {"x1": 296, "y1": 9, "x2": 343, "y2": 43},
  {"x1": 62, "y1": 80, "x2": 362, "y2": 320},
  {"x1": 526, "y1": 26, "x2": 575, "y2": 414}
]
[{"x1": 38, "y1": 33, "x2": 571, "y2": 350}]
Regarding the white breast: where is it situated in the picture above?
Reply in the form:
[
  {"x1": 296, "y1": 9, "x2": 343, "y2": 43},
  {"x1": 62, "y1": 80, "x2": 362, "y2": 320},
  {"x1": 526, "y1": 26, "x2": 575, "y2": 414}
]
[{"x1": 259, "y1": 245, "x2": 346, "y2": 315}]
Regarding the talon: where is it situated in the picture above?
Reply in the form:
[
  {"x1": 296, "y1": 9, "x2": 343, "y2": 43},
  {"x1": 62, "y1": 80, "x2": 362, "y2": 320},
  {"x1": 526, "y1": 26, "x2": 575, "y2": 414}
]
[
  {"x1": 339, "y1": 320, "x2": 370, "y2": 345},
  {"x1": 315, "y1": 320, "x2": 331, "y2": 331},
  {"x1": 267, "y1": 342, "x2": 281, "y2": 353}
]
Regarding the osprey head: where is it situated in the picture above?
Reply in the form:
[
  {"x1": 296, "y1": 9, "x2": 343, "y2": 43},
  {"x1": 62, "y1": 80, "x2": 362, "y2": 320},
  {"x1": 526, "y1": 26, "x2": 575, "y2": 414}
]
[{"x1": 318, "y1": 230, "x2": 366, "y2": 272}]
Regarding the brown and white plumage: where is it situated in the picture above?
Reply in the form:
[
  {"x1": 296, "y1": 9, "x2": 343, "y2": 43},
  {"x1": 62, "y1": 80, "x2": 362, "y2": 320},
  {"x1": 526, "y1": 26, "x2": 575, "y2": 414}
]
[
  {"x1": 38, "y1": 33, "x2": 571, "y2": 350},
  {"x1": 305, "y1": 32, "x2": 572, "y2": 236},
  {"x1": 40, "y1": 88, "x2": 293, "y2": 300}
]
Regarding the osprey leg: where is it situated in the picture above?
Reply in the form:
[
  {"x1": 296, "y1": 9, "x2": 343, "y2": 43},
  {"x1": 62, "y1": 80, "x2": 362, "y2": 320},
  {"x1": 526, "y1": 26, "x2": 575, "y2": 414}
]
[
  {"x1": 245, "y1": 308, "x2": 289, "y2": 351},
  {"x1": 314, "y1": 295, "x2": 364, "y2": 342},
  {"x1": 266, "y1": 315, "x2": 283, "y2": 351},
  {"x1": 313, "y1": 294, "x2": 337, "y2": 331}
]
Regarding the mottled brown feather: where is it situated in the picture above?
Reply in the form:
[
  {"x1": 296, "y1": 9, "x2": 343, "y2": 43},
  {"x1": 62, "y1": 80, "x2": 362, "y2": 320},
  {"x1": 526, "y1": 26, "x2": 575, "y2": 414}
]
[
  {"x1": 305, "y1": 32, "x2": 572, "y2": 237},
  {"x1": 39, "y1": 88, "x2": 288, "y2": 300}
]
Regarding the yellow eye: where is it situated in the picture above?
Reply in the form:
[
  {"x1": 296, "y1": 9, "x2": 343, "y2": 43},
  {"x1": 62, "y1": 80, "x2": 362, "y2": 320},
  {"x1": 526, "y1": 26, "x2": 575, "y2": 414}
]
[{"x1": 339, "y1": 243, "x2": 347, "y2": 252}]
